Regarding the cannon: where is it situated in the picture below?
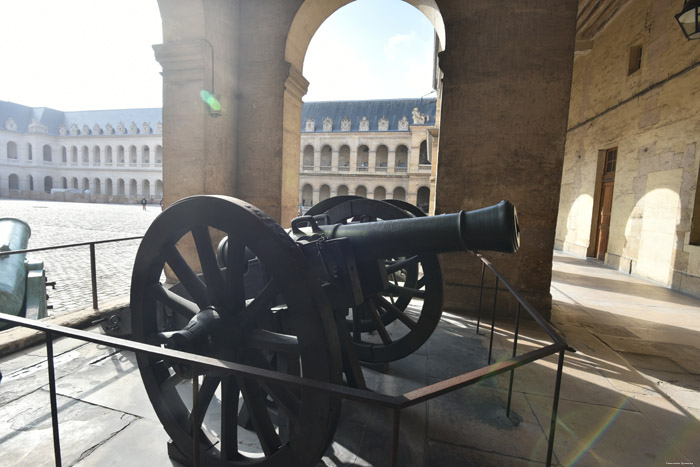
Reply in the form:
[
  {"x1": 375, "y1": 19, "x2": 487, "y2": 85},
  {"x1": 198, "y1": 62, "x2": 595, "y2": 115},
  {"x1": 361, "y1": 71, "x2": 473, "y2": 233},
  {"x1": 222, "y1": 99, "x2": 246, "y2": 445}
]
[
  {"x1": 0, "y1": 218, "x2": 49, "y2": 330},
  {"x1": 130, "y1": 195, "x2": 519, "y2": 466}
]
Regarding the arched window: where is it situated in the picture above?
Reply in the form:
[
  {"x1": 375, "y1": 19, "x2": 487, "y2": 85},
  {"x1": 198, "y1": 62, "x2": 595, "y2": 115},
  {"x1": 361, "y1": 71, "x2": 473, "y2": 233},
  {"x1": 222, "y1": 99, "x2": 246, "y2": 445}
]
[
  {"x1": 71, "y1": 177, "x2": 78, "y2": 189},
  {"x1": 82, "y1": 177, "x2": 90, "y2": 192},
  {"x1": 61, "y1": 146, "x2": 67, "y2": 163},
  {"x1": 303, "y1": 145, "x2": 314, "y2": 168},
  {"x1": 419, "y1": 140, "x2": 430, "y2": 165},
  {"x1": 118, "y1": 179, "x2": 125, "y2": 195},
  {"x1": 129, "y1": 146, "x2": 137, "y2": 165},
  {"x1": 82, "y1": 146, "x2": 89, "y2": 163},
  {"x1": 395, "y1": 145, "x2": 408, "y2": 170},
  {"x1": 320, "y1": 145, "x2": 332, "y2": 169},
  {"x1": 129, "y1": 179, "x2": 137, "y2": 196},
  {"x1": 337, "y1": 185, "x2": 349, "y2": 196},
  {"x1": 71, "y1": 146, "x2": 78, "y2": 163},
  {"x1": 28, "y1": 175, "x2": 34, "y2": 191},
  {"x1": 142, "y1": 179, "x2": 151, "y2": 196},
  {"x1": 376, "y1": 145, "x2": 388, "y2": 170},
  {"x1": 8, "y1": 174, "x2": 19, "y2": 190},
  {"x1": 43, "y1": 144, "x2": 52, "y2": 162},
  {"x1": 142, "y1": 146, "x2": 150, "y2": 164},
  {"x1": 44, "y1": 176, "x2": 53, "y2": 193},
  {"x1": 27, "y1": 144, "x2": 33, "y2": 161},
  {"x1": 105, "y1": 146, "x2": 113, "y2": 165},
  {"x1": 392, "y1": 187, "x2": 406, "y2": 201},
  {"x1": 117, "y1": 146, "x2": 125, "y2": 165},
  {"x1": 155, "y1": 180, "x2": 163, "y2": 197},
  {"x1": 106, "y1": 179, "x2": 113, "y2": 195},
  {"x1": 357, "y1": 145, "x2": 369, "y2": 170},
  {"x1": 93, "y1": 146, "x2": 101, "y2": 164},
  {"x1": 355, "y1": 185, "x2": 367, "y2": 198},
  {"x1": 339, "y1": 145, "x2": 350, "y2": 169},
  {"x1": 301, "y1": 184, "x2": 313, "y2": 206},
  {"x1": 61, "y1": 177, "x2": 67, "y2": 189},
  {"x1": 155, "y1": 145, "x2": 163, "y2": 164},
  {"x1": 374, "y1": 186, "x2": 386, "y2": 200},
  {"x1": 319, "y1": 184, "x2": 331, "y2": 201},
  {"x1": 417, "y1": 186, "x2": 430, "y2": 213},
  {"x1": 7, "y1": 142, "x2": 18, "y2": 159},
  {"x1": 93, "y1": 178, "x2": 102, "y2": 194}
]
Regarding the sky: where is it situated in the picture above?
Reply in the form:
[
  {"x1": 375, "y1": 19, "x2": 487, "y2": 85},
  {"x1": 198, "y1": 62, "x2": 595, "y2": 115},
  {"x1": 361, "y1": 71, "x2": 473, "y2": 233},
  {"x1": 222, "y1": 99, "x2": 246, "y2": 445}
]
[{"x1": 0, "y1": 0, "x2": 435, "y2": 111}]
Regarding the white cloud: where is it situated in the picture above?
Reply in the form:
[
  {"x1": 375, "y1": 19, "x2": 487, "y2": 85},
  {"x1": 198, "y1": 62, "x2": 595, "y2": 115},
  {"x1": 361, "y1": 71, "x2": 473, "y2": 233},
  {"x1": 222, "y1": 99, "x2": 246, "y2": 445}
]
[{"x1": 383, "y1": 32, "x2": 415, "y2": 60}]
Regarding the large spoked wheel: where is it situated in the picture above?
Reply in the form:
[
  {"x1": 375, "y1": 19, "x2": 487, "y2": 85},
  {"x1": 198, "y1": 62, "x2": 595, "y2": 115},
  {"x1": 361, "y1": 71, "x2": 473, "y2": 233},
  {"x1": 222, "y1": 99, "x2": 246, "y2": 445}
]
[
  {"x1": 131, "y1": 195, "x2": 342, "y2": 467},
  {"x1": 308, "y1": 197, "x2": 443, "y2": 363}
]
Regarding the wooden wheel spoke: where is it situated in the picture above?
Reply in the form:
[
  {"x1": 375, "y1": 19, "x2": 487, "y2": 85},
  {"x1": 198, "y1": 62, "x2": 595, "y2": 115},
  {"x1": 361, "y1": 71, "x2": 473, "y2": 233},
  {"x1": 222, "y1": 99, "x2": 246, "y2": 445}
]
[
  {"x1": 220, "y1": 376, "x2": 241, "y2": 460},
  {"x1": 192, "y1": 225, "x2": 228, "y2": 309},
  {"x1": 387, "y1": 283, "x2": 425, "y2": 299},
  {"x1": 188, "y1": 375, "x2": 221, "y2": 433},
  {"x1": 365, "y1": 301, "x2": 392, "y2": 344},
  {"x1": 245, "y1": 329, "x2": 299, "y2": 354},
  {"x1": 385, "y1": 255, "x2": 419, "y2": 275},
  {"x1": 148, "y1": 283, "x2": 199, "y2": 318},
  {"x1": 373, "y1": 295, "x2": 417, "y2": 330},
  {"x1": 234, "y1": 279, "x2": 279, "y2": 328},
  {"x1": 239, "y1": 378, "x2": 282, "y2": 456},
  {"x1": 163, "y1": 243, "x2": 210, "y2": 308},
  {"x1": 246, "y1": 350, "x2": 301, "y2": 425},
  {"x1": 225, "y1": 238, "x2": 247, "y2": 313}
]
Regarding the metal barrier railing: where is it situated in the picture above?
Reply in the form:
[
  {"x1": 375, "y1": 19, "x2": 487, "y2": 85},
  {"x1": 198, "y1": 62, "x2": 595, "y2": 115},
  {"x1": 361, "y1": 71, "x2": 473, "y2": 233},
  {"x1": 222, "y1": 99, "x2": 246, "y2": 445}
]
[
  {"x1": 0, "y1": 252, "x2": 572, "y2": 467},
  {"x1": 0, "y1": 236, "x2": 143, "y2": 310}
]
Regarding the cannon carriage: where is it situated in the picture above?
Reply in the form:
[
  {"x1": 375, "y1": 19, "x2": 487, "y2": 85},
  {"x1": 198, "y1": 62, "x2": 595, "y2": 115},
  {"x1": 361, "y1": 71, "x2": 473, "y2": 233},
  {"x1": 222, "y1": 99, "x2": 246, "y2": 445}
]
[{"x1": 130, "y1": 195, "x2": 519, "y2": 466}]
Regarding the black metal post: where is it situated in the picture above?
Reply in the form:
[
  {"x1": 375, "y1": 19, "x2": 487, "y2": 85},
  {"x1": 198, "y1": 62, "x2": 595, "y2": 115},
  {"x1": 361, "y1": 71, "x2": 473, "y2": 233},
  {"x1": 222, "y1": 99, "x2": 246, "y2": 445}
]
[
  {"x1": 391, "y1": 408, "x2": 401, "y2": 467},
  {"x1": 89, "y1": 243, "x2": 98, "y2": 310},
  {"x1": 192, "y1": 368, "x2": 200, "y2": 467},
  {"x1": 476, "y1": 262, "x2": 485, "y2": 334},
  {"x1": 487, "y1": 276, "x2": 499, "y2": 364},
  {"x1": 506, "y1": 303, "x2": 521, "y2": 417},
  {"x1": 46, "y1": 332, "x2": 62, "y2": 467},
  {"x1": 545, "y1": 350, "x2": 566, "y2": 467}
]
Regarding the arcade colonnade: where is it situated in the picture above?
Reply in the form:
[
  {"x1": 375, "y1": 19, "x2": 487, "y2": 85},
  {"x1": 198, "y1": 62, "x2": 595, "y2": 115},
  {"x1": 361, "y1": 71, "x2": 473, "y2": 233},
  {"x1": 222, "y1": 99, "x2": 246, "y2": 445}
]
[{"x1": 155, "y1": 0, "x2": 577, "y2": 316}]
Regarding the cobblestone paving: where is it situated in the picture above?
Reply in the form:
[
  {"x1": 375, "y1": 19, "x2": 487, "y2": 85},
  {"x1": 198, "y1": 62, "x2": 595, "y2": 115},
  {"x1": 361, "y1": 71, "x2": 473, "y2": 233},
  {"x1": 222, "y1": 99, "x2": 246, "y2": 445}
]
[{"x1": 1, "y1": 199, "x2": 160, "y2": 316}]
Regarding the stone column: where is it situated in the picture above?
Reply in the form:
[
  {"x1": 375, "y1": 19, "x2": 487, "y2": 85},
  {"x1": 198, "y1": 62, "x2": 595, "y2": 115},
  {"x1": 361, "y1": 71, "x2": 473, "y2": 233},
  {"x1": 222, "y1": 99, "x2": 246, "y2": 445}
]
[
  {"x1": 331, "y1": 146, "x2": 338, "y2": 171},
  {"x1": 388, "y1": 148, "x2": 396, "y2": 172},
  {"x1": 434, "y1": 0, "x2": 577, "y2": 318},
  {"x1": 368, "y1": 148, "x2": 376, "y2": 173},
  {"x1": 350, "y1": 146, "x2": 358, "y2": 172}
]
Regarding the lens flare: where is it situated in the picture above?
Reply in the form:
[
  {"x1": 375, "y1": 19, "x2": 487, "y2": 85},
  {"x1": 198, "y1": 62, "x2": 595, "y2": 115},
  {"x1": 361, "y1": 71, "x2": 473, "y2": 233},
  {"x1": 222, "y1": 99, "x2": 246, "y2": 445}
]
[{"x1": 200, "y1": 90, "x2": 221, "y2": 112}]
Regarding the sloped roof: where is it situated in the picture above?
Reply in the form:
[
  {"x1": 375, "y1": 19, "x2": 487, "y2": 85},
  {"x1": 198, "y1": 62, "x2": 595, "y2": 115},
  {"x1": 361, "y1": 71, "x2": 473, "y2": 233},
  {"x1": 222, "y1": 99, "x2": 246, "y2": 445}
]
[{"x1": 301, "y1": 97, "x2": 437, "y2": 133}]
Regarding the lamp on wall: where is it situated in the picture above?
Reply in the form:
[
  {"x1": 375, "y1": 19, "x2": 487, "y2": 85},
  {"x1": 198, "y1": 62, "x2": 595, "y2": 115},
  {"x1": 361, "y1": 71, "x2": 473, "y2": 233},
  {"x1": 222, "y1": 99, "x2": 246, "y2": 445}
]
[{"x1": 676, "y1": 0, "x2": 700, "y2": 40}]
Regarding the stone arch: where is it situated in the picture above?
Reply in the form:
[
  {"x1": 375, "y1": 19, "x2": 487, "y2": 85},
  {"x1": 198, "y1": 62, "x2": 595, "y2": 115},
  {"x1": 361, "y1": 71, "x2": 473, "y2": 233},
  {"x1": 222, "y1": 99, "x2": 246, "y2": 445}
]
[
  {"x1": 129, "y1": 179, "x2": 138, "y2": 196},
  {"x1": 8, "y1": 174, "x2": 19, "y2": 190},
  {"x1": 129, "y1": 145, "x2": 137, "y2": 164},
  {"x1": 155, "y1": 179, "x2": 163, "y2": 197},
  {"x1": 28, "y1": 175, "x2": 34, "y2": 190},
  {"x1": 155, "y1": 145, "x2": 163, "y2": 164},
  {"x1": 117, "y1": 145, "x2": 125, "y2": 165},
  {"x1": 118, "y1": 179, "x2": 125, "y2": 195},
  {"x1": 357, "y1": 145, "x2": 369, "y2": 168},
  {"x1": 60, "y1": 177, "x2": 68, "y2": 189},
  {"x1": 339, "y1": 145, "x2": 350, "y2": 168},
  {"x1": 320, "y1": 145, "x2": 332, "y2": 168},
  {"x1": 105, "y1": 146, "x2": 113, "y2": 165},
  {"x1": 27, "y1": 143, "x2": 33, "y2": 161},
  {"x1": 7, "y1": 142, "x2": 17, "y2": 159},
  {"x1": 319, "y1": 184, "x2": 331, "y2": 201},
  {"x1": 71, "y1": 177, "x2": 79, "y2": 189},
  {"x1": 337, "y1": 184, "x2": 349, "y2": 196},
  {"x1": 82, "y1": 177, "x2": 90, "y2": 192},
  {"x1": 61, "y1": 146, "x2": 67, "y2": 163},
  {"x1": 376, "y1": 145, "x2": 388, "y2": 169},
  {"x1": 393, "y1": 186, "x2": 406, "y2": 200},
  {"x1": 143, "y1": 179, "x2": 151, "y2": 197},
  {"x1": 82, "y1": 146, "x2": 89, "y2": 164},
  {"x1": 301, "y1": 183, "x2": 313, "y2": 206},
  {"x1": 93, "y1": 145, "x2": 101, "y2": 164},
  {"x1": 355, "y1": 185, "x2": 367, "y2": 198},
  {"x1": 94, "y1": 178, "x2": 102, "y2": 194},
  {"x1": 44, "y1": 176, "x2": 53, "y2": 193},
  {"x1": 303, "y1": 144, "x2": 314, "y2": 168},
  {"x1": 395, "y1": 144, "x2": 408, "y2": 169},
  {"x1": 417, "y1": 186, "x2": 430, "y2": 212},
  {"x1": 43, "y1": 144, "x2": 52, "y2": 162},
  {"x1": 71, "y1": 146, "x2": 78, "y2": 163},
  {"x1": 106, "y1": 178, "x2": 113, "y2": 195},
  {"x1": 419, "y1": 139, "x2": 429, "y2": 164},
  {"x1": 374, "y1": 185, "x2": 386, "y2": 200},
  {"x1": 142, "y1": 145, "x2": 150, "y2": 164}
]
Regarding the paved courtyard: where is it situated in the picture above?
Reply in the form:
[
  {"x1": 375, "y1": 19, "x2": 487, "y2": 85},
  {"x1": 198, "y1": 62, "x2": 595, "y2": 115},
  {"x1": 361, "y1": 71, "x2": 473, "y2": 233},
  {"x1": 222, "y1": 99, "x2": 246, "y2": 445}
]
[{"x1": 1, "y1": 199, "x2": 160, "y2": 315}]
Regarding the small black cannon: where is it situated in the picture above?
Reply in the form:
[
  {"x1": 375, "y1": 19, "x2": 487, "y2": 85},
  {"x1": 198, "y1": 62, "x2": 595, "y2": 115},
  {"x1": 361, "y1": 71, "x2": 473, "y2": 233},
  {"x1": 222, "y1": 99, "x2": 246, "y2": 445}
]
[{"x1": 130, "y1": 195, "x2": 519, "y2": 466}]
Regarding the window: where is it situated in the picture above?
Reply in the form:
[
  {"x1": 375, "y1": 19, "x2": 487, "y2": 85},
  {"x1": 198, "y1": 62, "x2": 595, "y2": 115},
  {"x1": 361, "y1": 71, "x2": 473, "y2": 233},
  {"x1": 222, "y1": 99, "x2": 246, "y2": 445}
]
[
  {"x1": 628, "y1": 45, "x2": 642, "y2": 75},
  {"x1": 7, "y1": 142, "x2": 17, "y2": 159},
  {"x1": 604, "y1": 148, "x2": 617, "y2": 174}
]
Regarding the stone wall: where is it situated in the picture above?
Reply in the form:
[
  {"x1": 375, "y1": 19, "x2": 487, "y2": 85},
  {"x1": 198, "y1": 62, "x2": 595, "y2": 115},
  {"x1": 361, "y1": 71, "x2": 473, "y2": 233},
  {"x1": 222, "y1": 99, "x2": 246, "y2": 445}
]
[{"x1": 556, "y1": 0, "x2": 700, "y2": 297}]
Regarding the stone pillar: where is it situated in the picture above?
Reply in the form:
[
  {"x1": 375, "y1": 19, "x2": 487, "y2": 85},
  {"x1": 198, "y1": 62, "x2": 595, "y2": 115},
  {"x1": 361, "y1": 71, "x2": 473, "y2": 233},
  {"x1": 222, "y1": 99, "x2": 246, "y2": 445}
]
[
  {"x1": 435, "y1": 0, "x2": 577, "y2": 318},
  {"x1": 313, "y1": 145, "x2": 321, "y2": 171},
  {"x1": 331, "y1": 146, "x2": 338, "y2": 171},
  {"x1": 350, "y1": 146, "x2": 358, "y2": 172},
  {"x1": 368, "y1": 148, "x2": 376, "y2": 173},
  {"x1": 388, "y1": 148, "x2": 396, "y2": 172}
]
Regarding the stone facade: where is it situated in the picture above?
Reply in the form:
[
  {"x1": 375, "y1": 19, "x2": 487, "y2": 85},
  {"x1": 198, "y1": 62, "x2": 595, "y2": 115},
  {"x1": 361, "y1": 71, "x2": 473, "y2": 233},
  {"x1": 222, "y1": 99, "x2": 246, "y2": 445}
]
[
  {"x1": 0, "y1": 102, "x2": 163, "y2": 203},
  {"x1": 555, "y1": 0, "x2": 700, "y2": 299}
]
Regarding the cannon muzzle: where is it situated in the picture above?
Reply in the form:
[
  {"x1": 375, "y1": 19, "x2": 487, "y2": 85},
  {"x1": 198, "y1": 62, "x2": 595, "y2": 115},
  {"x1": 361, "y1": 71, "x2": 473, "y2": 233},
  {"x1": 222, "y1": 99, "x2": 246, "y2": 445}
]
[{"x1": 305, "y1": 200, "x2": 519, "y2": 261}]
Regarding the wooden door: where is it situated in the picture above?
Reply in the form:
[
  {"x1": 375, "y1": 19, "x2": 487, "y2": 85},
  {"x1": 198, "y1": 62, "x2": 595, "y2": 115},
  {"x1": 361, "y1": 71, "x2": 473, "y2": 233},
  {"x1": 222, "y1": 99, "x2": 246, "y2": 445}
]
[{"x1": 594, "y1": 148, "x2": 617, "y2": 260}]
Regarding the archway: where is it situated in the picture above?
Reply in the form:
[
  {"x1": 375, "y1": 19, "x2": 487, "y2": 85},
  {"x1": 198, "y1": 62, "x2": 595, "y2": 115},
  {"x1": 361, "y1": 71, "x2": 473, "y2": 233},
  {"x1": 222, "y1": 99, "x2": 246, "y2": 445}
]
[
  {"x1": 417, "y1": 186, "x2": 430, "y2": 212},
  {"x1": 44, "y1": 176, "x2": 53, "y2": 193}
]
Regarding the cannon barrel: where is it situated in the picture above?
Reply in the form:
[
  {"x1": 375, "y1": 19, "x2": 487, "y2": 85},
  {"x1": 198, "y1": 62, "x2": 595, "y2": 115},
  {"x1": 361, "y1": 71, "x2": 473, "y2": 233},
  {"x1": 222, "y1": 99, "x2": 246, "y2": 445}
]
[{"x1": 312, "y1": 200, "x2": 519, "y2": 260}]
